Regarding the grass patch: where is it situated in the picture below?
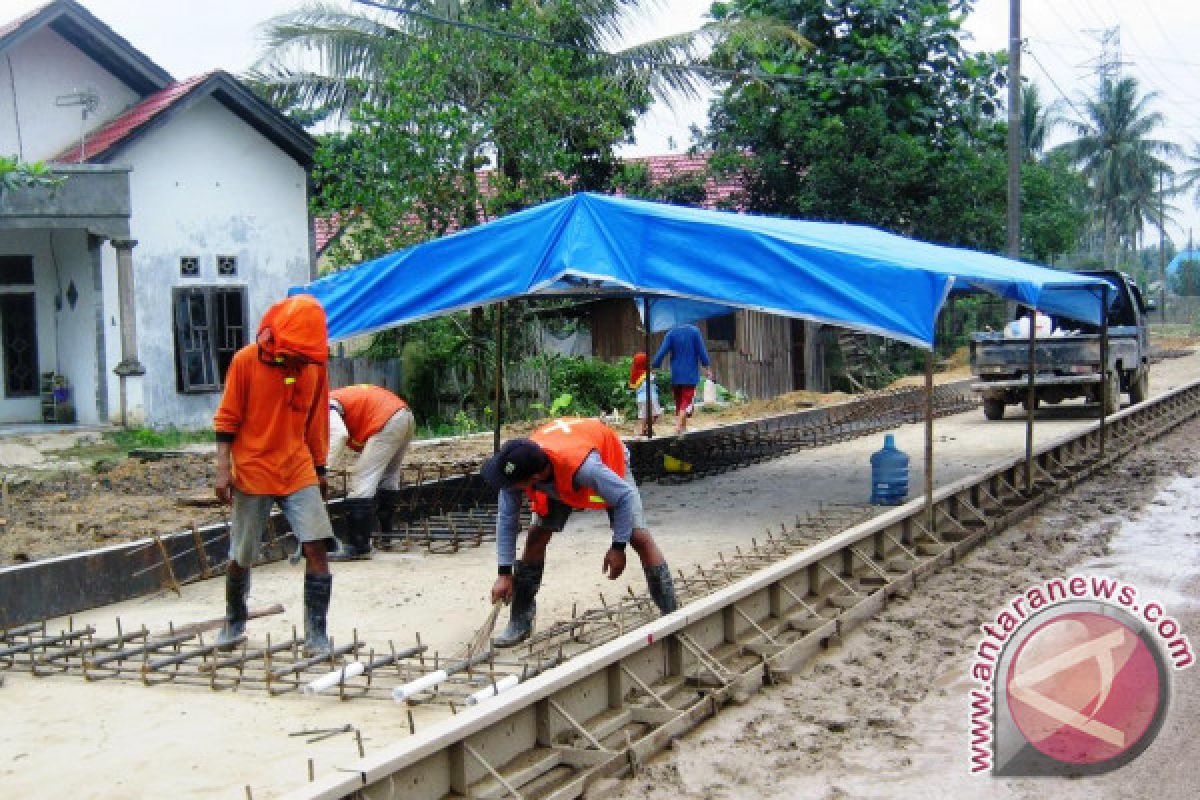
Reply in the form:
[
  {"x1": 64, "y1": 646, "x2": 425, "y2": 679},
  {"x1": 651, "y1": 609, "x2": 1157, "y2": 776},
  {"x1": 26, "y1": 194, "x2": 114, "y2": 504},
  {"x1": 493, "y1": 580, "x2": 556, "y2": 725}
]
[
  {"x1": 59, "y1": 427, "x2": 215, "y2": 462},
  {"x1": 107, "y1": 427, "x2": 214, "y2": 451}
]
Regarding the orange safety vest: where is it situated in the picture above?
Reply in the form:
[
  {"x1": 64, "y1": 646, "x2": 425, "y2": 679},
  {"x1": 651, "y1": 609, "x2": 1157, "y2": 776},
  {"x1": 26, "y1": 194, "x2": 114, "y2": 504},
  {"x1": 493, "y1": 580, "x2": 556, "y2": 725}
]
[
  {"x1": 331, "y1": 385, "x2": 407, "y2": 451},
  {"x1": 525, "y1": 418, "x2": 626, "y2": 515}
]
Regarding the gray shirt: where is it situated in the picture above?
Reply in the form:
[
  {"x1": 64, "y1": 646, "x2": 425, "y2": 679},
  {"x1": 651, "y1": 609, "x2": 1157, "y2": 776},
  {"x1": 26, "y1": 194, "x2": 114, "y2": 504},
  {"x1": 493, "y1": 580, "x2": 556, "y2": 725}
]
[{"x1": 496, "y1": 449, "x2": 636, "y2": 567}]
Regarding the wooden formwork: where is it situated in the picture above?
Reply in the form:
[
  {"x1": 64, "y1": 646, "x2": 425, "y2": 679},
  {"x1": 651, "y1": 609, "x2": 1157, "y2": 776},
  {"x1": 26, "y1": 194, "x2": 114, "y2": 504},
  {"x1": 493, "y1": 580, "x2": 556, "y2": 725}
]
[{"x1": 281, "y1": 380, "x2": 1200, "y2": 800}]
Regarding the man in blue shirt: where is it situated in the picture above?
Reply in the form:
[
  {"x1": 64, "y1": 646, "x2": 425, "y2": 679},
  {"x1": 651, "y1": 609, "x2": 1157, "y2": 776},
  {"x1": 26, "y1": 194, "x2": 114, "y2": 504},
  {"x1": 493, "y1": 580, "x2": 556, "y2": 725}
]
[{"x1": 651, "y1": 323, "x2": 713, "y2": 435}]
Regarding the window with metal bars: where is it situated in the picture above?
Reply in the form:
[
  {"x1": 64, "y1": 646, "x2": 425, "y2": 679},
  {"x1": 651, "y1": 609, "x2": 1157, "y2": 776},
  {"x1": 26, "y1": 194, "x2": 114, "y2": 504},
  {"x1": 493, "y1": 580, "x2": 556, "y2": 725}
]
[{"x1": 172, "y1": 286, "x2": 246, "y2": 393}]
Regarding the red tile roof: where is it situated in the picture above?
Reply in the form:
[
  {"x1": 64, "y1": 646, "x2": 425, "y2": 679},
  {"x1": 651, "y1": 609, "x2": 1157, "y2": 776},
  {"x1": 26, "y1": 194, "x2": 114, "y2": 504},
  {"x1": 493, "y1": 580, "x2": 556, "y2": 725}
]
[
  {"x1": 51, "y1": 72, "x2": 215, "y2": 164},
  {"x1": 623, "y1": 153, "x2": 744, "y2": 209},
  {"x1": 315, "y1": 211, "x2": 354, "y2": 255},
  {"x1": 314, "y1": 152, "x2": 746, "y2": 255}
]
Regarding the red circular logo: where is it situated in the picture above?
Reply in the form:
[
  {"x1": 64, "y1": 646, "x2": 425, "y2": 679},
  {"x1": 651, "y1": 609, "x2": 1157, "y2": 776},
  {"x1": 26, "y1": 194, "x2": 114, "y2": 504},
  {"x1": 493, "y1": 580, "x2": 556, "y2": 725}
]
[{"x1": 1006, "y1": 611, "x2": 1160, "y2": 765}]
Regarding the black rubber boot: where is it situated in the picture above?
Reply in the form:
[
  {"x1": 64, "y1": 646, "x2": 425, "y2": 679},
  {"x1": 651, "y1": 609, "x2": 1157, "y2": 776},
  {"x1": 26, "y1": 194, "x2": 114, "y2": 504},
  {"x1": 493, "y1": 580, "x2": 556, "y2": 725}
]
[
  {"x1": 216, "y1": 569, "x2": 250, "y2": 650},
  {"x1": 330, "y1": 498, "x2": 375, "y2": 560},
  {"x1": 376, "y1": 489, "x2": 402, "y2": 534},
  {"x1": 303, "y1": 572, "x2": 333, "y2": 656},
  {"x1": 493, "y1": 561, "x2": 544, "y2": 649},
  {"x1": 644, "y1": 563, "x2": 678, "y2": 615}
]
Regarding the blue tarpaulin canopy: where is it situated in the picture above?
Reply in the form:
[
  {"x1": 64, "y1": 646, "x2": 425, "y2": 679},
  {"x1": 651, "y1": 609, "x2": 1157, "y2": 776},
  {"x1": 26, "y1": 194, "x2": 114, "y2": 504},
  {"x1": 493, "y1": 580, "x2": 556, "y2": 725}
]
[{"x1": 295, "y1": 193, "x2": 1111, "y2": 348}]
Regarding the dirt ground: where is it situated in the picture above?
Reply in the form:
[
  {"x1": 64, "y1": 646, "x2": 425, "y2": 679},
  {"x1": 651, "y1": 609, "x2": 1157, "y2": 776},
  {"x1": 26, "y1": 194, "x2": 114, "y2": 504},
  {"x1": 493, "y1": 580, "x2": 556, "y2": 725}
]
[
  {"x1": 0, "y1": 363, "x2": 946, "y2": 567},
  {"x1": 2, "y1": 353, "x2": 1199, "y2": 799},
  {"x1": 611, "y1": 425, "x2": 1200, "y2": 800}
]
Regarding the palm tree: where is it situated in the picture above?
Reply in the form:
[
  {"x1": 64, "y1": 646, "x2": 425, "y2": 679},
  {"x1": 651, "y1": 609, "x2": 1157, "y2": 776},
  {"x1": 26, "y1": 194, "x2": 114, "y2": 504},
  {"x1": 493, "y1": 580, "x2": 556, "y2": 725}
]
[
  {"x1": 1052, "y1": 75, "x2": 1180, "y2": 267},
  {"x1": 248, "y1": 0, "x2": 706, "y2": 121},
  {"x1": 1179, "y1": 141, "x2": 1200, "y2": 207},
  {"x1": 1020, "y1": 83, "x2": 1058, "y2": 161}
]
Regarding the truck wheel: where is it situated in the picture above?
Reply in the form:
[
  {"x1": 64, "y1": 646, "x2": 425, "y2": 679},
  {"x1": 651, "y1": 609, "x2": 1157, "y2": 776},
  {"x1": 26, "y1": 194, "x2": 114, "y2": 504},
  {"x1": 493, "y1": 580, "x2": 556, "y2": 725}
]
[
  {"x1": 1129, "y1": 370, "x2": 1149, "y2": 404},
  {"x1": 983, "y1": 397, "x2": 1005, "y2": 420}
]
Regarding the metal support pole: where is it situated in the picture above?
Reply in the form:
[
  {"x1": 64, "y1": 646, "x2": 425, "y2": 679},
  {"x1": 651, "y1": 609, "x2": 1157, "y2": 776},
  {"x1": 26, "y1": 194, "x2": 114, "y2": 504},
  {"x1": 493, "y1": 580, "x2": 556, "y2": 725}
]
[
  {"x1": 924, "y1": 348, "x2": 934, "y2": 535},
  {"x1": 493, "y1": 303, "x2": 504, "y2": 454},
  {"x1": 1099, "y1": 285, "x2": 1110, "y2": 457},
  {"x1": 642, "y1": 296, "x2": 654, "y2": 439},
  {"x1": 1025, "y1": 306, "x2": 1036, "y2": 493}
]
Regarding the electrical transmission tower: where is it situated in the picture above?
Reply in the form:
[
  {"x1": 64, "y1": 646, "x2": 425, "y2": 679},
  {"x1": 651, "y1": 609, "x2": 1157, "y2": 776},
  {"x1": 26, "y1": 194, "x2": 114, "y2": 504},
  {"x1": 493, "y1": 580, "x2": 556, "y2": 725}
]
[{"x1": 1081, "y1": 26, "x2": 1133, "y2": 88}]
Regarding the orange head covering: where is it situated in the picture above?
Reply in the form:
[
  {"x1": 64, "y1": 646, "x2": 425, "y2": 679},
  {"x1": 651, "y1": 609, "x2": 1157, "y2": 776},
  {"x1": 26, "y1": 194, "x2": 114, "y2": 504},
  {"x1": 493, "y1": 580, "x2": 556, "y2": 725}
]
[
  {"x1": 256, "y1": 295, "x2": 328, "y2": 365},
  {"x1": 629, "y1": 352, "x2": 648, "y2": 389}
]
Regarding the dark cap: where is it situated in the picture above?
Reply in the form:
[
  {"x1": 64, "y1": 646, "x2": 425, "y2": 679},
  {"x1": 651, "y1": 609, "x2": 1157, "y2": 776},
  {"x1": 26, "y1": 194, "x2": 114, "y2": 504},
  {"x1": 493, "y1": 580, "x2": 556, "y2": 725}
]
[
  {"x1": 480, "y1": 438, "x2": 549, "y2": 489},
  {"x1": 481, "y1": 438, "x2": 549, "y2": 490}
]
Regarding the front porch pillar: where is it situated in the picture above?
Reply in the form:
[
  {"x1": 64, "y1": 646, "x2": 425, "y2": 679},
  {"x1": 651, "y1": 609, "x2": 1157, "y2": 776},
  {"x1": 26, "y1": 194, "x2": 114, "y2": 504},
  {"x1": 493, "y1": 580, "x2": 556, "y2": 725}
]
[{"x1": 111, "y1": 238, "x2": 144, "y2": 427}]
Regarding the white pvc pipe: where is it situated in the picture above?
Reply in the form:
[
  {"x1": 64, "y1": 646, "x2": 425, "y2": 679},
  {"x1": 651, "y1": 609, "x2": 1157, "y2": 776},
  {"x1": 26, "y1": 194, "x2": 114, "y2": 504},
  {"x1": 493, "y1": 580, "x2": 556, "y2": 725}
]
[
  {"x1": 465, "y1": 674, "x2": 520, "y2": 706},
  {"x1": 303, "y1": 661, "x2": 365, "y2": 695},
  {"x1": 392, "y1": 669, "x2": 449, "y2": 702}
]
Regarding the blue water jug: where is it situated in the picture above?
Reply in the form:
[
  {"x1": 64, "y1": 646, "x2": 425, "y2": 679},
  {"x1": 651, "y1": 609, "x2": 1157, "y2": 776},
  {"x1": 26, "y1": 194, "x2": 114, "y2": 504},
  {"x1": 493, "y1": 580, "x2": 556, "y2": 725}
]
[{"x1": 870, "y1": 434, "x2": 909, "y2": 505}]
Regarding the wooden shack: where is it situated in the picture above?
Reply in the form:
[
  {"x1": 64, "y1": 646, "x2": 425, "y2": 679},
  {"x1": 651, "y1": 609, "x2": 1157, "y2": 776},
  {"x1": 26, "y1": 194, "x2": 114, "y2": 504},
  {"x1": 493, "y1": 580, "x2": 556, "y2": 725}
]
[{"x1": 584, "y1": 298, "x2": 828, "y2": 398}]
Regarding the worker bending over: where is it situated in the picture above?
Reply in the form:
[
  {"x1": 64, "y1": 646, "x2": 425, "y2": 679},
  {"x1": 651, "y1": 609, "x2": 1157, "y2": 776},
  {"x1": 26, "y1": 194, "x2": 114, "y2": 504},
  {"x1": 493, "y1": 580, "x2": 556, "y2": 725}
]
[
  {"x1": 327, "y1": 384, "x2": 416, "y2": 560},
  {"x1": 213, "y1": 294, "x2": 336, "y2": 655},
  {"x1": 481, "y1": 417, "x2": 678, "y2": 648}
]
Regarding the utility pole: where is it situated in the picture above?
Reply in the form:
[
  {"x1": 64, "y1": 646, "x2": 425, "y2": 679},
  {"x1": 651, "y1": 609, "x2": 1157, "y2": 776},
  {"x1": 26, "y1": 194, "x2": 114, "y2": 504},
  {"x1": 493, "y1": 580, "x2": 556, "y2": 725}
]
[
  {"x1": 1159, "y1": 169, "x2": 1167, "y2": 324},
  {"x1": 1007, "y1": 0, "x2": 1022, "y2": 261}
]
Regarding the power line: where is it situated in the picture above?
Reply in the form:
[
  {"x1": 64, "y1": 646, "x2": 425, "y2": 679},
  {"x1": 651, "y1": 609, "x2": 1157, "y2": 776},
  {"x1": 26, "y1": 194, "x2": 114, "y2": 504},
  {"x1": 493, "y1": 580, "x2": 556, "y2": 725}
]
[
  {"x1": 1026, "y1": 47, "x2": 1090, "y2": 127},
  {"x1": 349, "y1": 0, "x2": 945, "y2": 88},
  {"x1": 1041, "y1": 2, "x2": 1094, "y2": 50},
  {"x1": 1138, "y1": 0, "x2": 1198, "y2": 68},
  {"x1": 1028, "y1": 36, "x2": 1200, "y2": 68},
  {"x1": 1024, "y1": 34, "x2": 1200, "y2": 134},
  {"x1": 1037, "y1": 0, "x2": 1200, "y2": 116},
  {"x1": 1091, "y1": 0, "x2": 1200, "y2": 111}
]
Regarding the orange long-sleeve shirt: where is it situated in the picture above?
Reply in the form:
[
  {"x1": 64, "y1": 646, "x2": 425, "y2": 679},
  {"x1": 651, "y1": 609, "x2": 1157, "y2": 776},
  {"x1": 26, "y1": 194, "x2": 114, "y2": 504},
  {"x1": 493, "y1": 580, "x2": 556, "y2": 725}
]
[
  {"x1": 214, "y1": 345, "x2": 330, "y2": 496},
  {"x1": 330, "y1": 385, "x2": 407, "y2": 451}
]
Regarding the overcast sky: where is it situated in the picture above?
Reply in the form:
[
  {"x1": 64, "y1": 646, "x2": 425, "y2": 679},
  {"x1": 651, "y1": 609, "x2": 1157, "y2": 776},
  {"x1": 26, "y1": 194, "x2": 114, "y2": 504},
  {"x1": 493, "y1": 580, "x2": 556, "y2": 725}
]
[{"x1": 8, "y1": 0, "x2": 1199, "y2": 241}]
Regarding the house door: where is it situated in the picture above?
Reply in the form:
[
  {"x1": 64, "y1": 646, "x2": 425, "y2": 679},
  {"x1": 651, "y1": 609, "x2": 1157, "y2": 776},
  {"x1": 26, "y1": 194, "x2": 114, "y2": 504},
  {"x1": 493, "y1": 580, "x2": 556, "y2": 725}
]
[
  {"x1": 0, "y1": 293, "x2": 39, "y2": 397},
  {"x1": 790, "y1": 319, "x2": 806, "y2": 390}
]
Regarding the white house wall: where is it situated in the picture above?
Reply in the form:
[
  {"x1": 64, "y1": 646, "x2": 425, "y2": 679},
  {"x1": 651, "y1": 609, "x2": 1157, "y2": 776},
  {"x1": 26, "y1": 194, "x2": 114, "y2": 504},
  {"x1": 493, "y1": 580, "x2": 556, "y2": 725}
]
[
  {"x1": 0, "y1": 26, "x2": 143, "y2": 162},
  {"x1": 0, "y1": 229, "x2": 99, "y2": 424},
  {"x1": 119, "y1": 96, "x2": 311, "y2": 429}
]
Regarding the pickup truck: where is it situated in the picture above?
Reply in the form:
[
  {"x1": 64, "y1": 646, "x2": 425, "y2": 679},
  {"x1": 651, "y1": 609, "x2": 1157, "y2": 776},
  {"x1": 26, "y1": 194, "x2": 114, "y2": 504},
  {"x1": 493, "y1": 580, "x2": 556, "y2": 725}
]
[{"x1": 969, "y1": 270, "x2": 1153, "y2": 420}]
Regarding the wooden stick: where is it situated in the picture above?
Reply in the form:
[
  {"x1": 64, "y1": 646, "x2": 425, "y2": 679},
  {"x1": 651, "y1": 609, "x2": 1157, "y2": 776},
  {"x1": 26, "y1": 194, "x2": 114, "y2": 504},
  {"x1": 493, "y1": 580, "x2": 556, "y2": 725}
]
[
  {"x1": 153, "y1": 534, "x2": 182, "y2": 596},
  {"x1": 158, "y1": 604, "x2": 285, "y2": 639}
]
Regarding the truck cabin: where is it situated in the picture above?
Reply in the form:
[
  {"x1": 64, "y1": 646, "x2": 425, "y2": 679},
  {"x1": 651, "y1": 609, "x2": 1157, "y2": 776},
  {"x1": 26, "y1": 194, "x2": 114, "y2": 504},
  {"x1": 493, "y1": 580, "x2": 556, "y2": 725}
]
[{"x1": 1009, "y1": 272, "x2": 1147, "y2": 335}]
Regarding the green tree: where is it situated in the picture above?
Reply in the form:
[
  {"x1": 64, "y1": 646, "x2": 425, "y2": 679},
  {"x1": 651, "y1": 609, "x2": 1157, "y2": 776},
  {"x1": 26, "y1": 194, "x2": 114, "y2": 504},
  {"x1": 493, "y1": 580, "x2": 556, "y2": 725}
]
[
  {"x1": 1052, "y1": 76, "x2": 1180, "y2": 267},
  {"x1": 702, "y1": 0, "x2": 1009, "y2": 249},
  {"x1": 1020, "y1": 82, "x2": 1059, "y2": 161},
  {"x1": 1021, "y1": 151, "x2": 1089, "y2": 263},
  {"x1": 316, "y1": 3, "x2": 651, "y2": 258},
  {"x1": 314, "y1": 2, "x2": 653, "y2": 412},
  {"x1": 608, "y1": 162, "x2": 709, "y2": 206},
  {"x1": 1180, "y1": 140, "x2": 1200, "y2": 207},
  {"x1": 1168, "y1": 252, "x2": 1200, "y2": 296},
  {"x1": 249, "y1": 0, "x2": 702, "y2": 122}
]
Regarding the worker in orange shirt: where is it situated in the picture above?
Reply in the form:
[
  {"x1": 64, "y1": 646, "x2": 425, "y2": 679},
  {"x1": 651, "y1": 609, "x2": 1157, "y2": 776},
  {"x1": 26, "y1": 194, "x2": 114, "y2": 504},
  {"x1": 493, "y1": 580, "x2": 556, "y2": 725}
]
[
  {"x1": 327, "y1": 384, "x2": 416, "y2": 560},
  {"x1": 213, "y1": 294, "x2": 336, "y2": 655},
  {"x1": 481, "y1": 417, "x2": 678, "y2": 647}
]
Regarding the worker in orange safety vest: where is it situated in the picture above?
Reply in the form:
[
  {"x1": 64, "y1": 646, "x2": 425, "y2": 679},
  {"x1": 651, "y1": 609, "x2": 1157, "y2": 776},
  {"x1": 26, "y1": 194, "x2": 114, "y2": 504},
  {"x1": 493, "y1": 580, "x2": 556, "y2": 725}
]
[
  {"x1": 327, "y1": 384, "x2": 415, "y2": 560},
  {"x1": 480, "y1": 417, "x2": 678, "y2": 647}
]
